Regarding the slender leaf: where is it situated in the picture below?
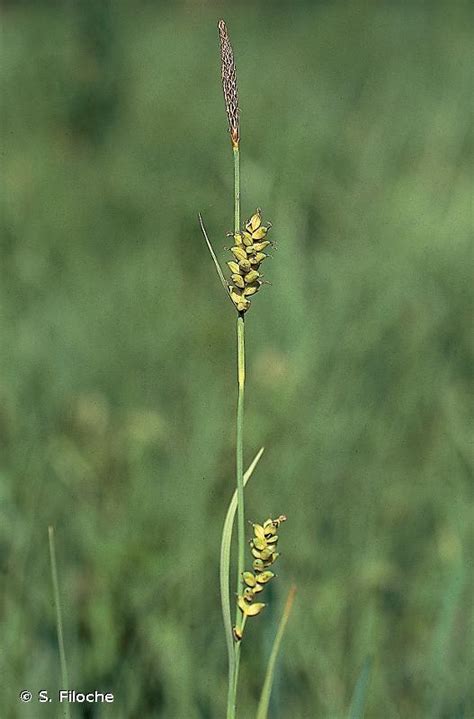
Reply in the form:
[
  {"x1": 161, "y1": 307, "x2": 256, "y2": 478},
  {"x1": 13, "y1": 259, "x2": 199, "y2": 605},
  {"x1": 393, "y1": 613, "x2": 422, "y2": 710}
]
[
  {"x1": 256, "y1": 585, "x2": 297, "y2": 719},
  {"x1": 428, "y1": 557, "x2": 465, "y2": 718},
  {"x1": 198, "y1": 213, "x2": 232, "y2": 301},
  {"x1": 48, "y1": 526, "x2": 71, "y2": 719},
  {"x1": 220, "y1": 448, "x2": 265, "y2": 695},
  {"x1": 348, "y1": 655, "x2": 373, "y2": 719}
]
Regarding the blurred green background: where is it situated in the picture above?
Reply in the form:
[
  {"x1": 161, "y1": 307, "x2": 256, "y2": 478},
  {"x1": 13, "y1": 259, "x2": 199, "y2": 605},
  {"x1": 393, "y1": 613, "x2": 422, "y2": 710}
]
[{"x1": 1, "y1": 1, "x2": 473, "y2": 717}]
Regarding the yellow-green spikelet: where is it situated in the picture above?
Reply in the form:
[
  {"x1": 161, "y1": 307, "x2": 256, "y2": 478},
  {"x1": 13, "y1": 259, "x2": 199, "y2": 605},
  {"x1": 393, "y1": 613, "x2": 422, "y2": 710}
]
[
  {"x1": 234, "y1": 515, "x2": 286, "y2": 633},
  {"x1": 227, "y1": 209, "x2": 272, "y2": 313}
]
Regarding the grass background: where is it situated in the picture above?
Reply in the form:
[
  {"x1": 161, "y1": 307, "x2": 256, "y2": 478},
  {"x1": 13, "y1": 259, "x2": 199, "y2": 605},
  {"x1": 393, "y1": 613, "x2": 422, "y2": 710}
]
[{"x1": 1, "y1": 1, "x2": 473, "y2": 717}]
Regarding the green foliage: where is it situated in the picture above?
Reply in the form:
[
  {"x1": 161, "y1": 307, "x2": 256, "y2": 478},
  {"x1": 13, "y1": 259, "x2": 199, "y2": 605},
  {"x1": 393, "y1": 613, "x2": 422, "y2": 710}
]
[
  {"x1": 256, "y1": 586, "x2": 297, "y2": 719},
  {"x1": 220, "y1": 447, "x2": 264, "y2": 704},
  {"x1": 348, "y1": 656, "x2": 373, "y2": 719},
  {"x1": 1, "y1": 1, "x2": 472, "y2": 718}
]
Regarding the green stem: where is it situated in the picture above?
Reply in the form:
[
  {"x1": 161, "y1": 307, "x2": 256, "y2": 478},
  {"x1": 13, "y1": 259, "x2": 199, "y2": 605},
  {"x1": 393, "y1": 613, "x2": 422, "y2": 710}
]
[
  {"x1": 235, "y1": 315, "x2": 245, "y2": 601},
  {"x1": 48, "y1": 526, "x2": 71, "y2": 719},
  {"x1": 227, "y1": 144, "x2": 244, "y2": 719},
  {"x1": 231, "y1": 613, "x2": 247, "y2": 714},
  {"x1": 228, "y1": 314, "x2": 245, "y2": 719},
  {"x1": 233, "y1": 145, "x2": 240, "y2": 233}
]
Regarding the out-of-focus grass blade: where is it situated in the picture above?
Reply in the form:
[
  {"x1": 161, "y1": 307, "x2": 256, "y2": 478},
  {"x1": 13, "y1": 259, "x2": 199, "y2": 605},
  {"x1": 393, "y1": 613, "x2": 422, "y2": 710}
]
[
  {"x1": 220, "y1": 448, "x2": 265, "y2": 694},
  {"x1": 48, "y1": 526, "x2": 71, "y2": 719},
  {"x1": 198, "y1": 213, "x2": 232, "y2": 301},
  {"x1": 348, "y1": 655, "x2": 373, "y2": 719},
  {"x1": 452, "y1": 705, "x2": 466, "y2": 719},
  {"x1": 428, "y1": 556, "x2": 465, "y2": 718},
  {"x1": 256, "y1": 585, "x2": 297, "y2": 719}
]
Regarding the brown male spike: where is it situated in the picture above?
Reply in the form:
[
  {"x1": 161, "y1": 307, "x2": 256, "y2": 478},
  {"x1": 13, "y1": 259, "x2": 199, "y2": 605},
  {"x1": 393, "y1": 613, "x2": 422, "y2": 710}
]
[{"x1": 218, "y1": 20, "x2": 240, "y2": 149}]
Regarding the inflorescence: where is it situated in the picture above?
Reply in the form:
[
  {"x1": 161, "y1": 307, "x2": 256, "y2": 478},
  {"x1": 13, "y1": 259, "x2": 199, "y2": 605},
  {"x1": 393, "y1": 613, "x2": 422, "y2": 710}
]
[
  {"x1": 234, "y1": 515, "x2": 287, "y2": 640},
  {"x1": 227, "y1": 209, "x2": 272, "y2": 313},
  {"x1": 218, "y1": 19, "x2": 240, "y2": 149}
]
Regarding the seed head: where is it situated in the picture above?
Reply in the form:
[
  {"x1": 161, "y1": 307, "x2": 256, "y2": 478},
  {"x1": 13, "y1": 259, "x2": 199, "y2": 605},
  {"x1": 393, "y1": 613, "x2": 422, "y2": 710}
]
[
  {"x1": 218, "y1": 20, "x2": 240, "y2": 149},
  {"x1": 233, "y1": 515, "x2": 286, "y2": 638},
  {"x1": 227, "y1": 209, "x2": 272, "y2": 313}
]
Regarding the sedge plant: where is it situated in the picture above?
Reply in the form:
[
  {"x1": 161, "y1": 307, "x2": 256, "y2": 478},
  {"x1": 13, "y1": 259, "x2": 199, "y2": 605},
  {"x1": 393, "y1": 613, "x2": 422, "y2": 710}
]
[{"x1": 200, "y1": 20, "x2": 296, "y2": 719}]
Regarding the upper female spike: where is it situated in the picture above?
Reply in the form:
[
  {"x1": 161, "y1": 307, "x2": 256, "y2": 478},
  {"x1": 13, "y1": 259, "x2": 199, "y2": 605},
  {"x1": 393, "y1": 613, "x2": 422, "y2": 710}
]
[{"x1": 227, "y1": 209, "x2": 272, "y2": 313}]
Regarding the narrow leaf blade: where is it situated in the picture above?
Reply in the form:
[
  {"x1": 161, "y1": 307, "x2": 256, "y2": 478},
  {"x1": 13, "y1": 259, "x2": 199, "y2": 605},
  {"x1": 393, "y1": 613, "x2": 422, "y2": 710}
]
[
  {"x1": 256, "y1": 585, "x2": 297, "y2": 719},
  {"x1": 348, "y1": 655, "x2": 373, "y2": 719},
  {"x1": 220, "y1": 448, "x2": 265, "y2": 692},
  {"x1": 198, "y1": 213, "x2": 231, "y2": 299}
]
